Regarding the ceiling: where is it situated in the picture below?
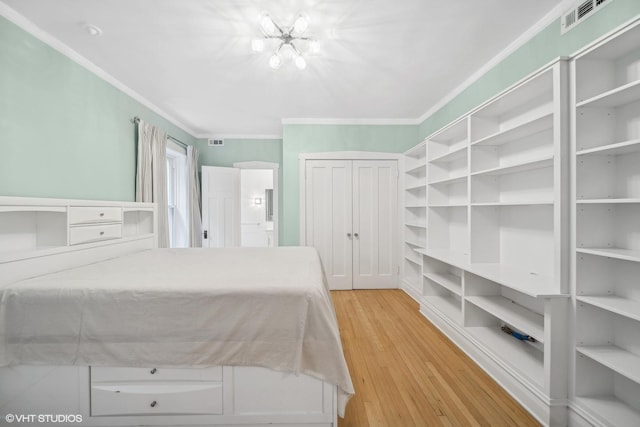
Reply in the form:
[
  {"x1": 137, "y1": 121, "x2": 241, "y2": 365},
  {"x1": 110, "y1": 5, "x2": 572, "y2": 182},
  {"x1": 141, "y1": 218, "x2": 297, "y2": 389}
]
[{"x1": 1, "y1": 0, "x2": 568, "y2": 137}]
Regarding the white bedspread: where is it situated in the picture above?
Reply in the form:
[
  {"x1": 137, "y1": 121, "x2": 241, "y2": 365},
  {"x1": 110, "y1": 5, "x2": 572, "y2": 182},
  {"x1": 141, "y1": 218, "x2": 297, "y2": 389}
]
[{"x1": 0, "y1": 247, "x2": 354, "y2": 415}]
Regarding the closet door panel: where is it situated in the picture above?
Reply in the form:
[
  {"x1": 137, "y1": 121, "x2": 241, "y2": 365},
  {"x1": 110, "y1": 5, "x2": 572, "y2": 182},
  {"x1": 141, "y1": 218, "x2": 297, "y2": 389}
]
[
  {"x1": 305, "y1": 160, "x2": 353, "y2": 290},
  {"x1": 353, "y1": 160, "x2": 398, "y2": 289}
]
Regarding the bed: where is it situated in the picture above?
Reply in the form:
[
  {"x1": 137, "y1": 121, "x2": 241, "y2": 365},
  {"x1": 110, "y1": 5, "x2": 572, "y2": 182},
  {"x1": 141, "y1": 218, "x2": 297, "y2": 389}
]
[{"x1": 0, "y1": 197, "x2": 353, "y2": 426}]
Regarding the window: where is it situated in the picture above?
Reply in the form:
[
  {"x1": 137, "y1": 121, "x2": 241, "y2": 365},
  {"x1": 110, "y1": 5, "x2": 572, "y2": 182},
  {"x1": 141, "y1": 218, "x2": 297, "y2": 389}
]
[{"x1": 166, "y1": 145, "x2": 188, "y2": 248}]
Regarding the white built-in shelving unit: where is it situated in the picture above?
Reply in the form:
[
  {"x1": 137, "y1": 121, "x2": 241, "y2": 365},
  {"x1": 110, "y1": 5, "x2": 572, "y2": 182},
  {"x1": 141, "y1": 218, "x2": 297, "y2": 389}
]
[
  {"x1": 401, "y1": 141, "x2": 427, "y2": 295},
  {"x1": 571, "y1": 19, "x2": 640, "y2": 427},
  {"x1": 403, "y1": 58, "x2": 570, "y2": 426}
]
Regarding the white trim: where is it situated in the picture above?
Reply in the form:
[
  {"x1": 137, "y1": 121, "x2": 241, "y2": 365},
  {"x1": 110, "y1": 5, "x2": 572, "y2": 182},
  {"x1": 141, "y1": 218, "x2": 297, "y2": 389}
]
[
  {"x1": 233, "y1": 161, "x2": 280, "y2": 247},
  {"x1": 200, "y1": 134, "x2": 283, "y2": 140},
  {"x1": 0, "y1": 2, "x2": 200, "y2": 138},
  {"x1": 416, "y1": 0, "x2": 575, "y2": 124},
  {"x1": 282, "y1": 118, "x2": 419, "y2": 126},
  {"x1": 299, "y1": 151, "x2": 402, "y2": 247}
]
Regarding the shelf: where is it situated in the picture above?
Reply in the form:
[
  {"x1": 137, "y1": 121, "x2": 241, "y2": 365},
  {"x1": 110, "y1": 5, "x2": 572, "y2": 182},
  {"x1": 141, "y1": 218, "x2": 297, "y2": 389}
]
[
  {"x1": 405, "y1": 164, "x2": 426, "y2": 174},
  {"x1": 405, "y1": 240, "x2": 425, "y2": 248},
  {"x1": 428, "y1": 145, "x2": 468, "y2": 163},
  {"x1": 405, "y1": 204, "x2": 427, "y2": 209},
  {"x1": 423, "y1": 272, "x2": 462, "y2": 296},
  {"x1": 417, "y1": 248, "x2": 469, "y2": 271},
  {"x1": 405, "y1": 184, "x2": 426, "y2": 191},
  {"x1": 577, "y1": 138, "x2": 640, "y2": 156},
  {"x1": 429, "y1": 203, "x2": 468, "y2": 209},
  {"x1": 577, "y1": 296, "x2": 640, "y2": 322},
  {"x1": 577, "y1": 345, "x2": 640, "y2": 385},
  {"x1": 471, "y1": 156, "x2": 553, "y2": 177},
  {"x1": 405, "y1": 142, "x2": 427, "y2": 158},
  {"x1": 471, "y1": 112, "x2": 553, "y2": 146},
  {"x1": 427, "y1": 175, "x2": 467, "y2": 186},
  {"x1": 574, "y1": 396, "x2": 640, "y2": 427},
  {"x1": 405, "y1": 223, "x2": 427, "y2": 229},
  {"x1": 576, "y1": 247, "x2": 640, "y2": 263},
  {"x1": 577, "y1": 80, "x2": 640, "y2": 108},
  {"x1": 466, "y1": 296, "x2": 544, "y2": 342},
  {"x1": 469, "y1": 263, "x2": 560, "y2": 298},
  {"x1": 404, "y1": 255, "x2": 421, "y2": 266},
  {"x1": 467, "y1": 326, "x2": 544, "y2": 390},
  {"x1": 576, "y1": 198, "x2": 640, "y2": 204},
  {"x1": 471, "y1": 201, "x2": 553, "y2": 207},
  {"x1": 423, "y1": 296, "x2": 462, "y2": 325}
]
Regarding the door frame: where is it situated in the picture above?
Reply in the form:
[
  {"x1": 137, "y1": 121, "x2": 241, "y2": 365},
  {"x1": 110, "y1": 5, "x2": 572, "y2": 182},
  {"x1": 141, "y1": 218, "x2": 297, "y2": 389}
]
[
  {"x1": 299, "y1": 152, "x2": 403, "y2": 286},
  {"x1": 233, "y1": 161, "x2": 280, "y2": 247}
]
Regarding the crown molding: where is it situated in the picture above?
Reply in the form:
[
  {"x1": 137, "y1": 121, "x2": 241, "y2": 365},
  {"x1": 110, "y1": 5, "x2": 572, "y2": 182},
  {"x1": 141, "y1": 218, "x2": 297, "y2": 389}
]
[
  {"x1": 197, "y1": 134, "x2": 283, "y2": 140},
  {"x1": 281, "y1": 118, "x2": 419, "y2": 126},
  {"x1": 416, "y1": 0, "x2": 576, "y2": 125},
  {"x1": 0, "y1": 1, "x2": 200, "y2": 138}
]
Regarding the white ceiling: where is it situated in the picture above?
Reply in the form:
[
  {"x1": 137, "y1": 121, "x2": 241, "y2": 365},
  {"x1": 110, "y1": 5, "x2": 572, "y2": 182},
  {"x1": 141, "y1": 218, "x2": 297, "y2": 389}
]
[{"x1": 1, "y1": 0, "x2": 568, "y2": 137}]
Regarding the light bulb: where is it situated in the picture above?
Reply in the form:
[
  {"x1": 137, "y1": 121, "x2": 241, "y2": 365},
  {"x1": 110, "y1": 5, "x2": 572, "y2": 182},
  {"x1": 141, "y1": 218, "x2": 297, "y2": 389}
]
[
  {"x1": 294, "y1": 55, "x2": 307, "y2": 70},
  {"x1": 260, "y1": 14, "x2": 276, "y2": 34},
  {"x1": 269, "y1": 53, "x2": 282, "y2": 69},
  {"x1": 309, "y1": 40, "x2": 320, "y2": 55},
  {"x1": 251, "y1": 39, "x2": 265, "y2": 52},
  {"x1": 292, "y1": 14, "x2": 309, "y2": 34}
]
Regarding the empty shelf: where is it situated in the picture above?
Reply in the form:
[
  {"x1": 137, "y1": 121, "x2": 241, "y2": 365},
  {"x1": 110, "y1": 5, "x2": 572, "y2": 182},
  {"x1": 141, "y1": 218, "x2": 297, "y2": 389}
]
[
  {"x1": 422, "y1": 296, "x2": 462, "y2": 325},
  {"x1": 423, "y1": 272, "x2": 462, "y2": 296},
  {"x1": 471, "y1": 156, "x2": 553, "y2": 177},
  {"x1": 576, "y1": 296, "x2": 640, "y2": 322},
  {"x1": 577, "y1": 345, "x2": 640, "y2": 384},
  {"x1": 577, "y1": 138, "x2": 640, "y2": 156},
  {"x1": 576, "y1": 247, "x2": 640, "y2": 263},
  {"x1": 471, "y1": 112, "x2": 553, "y2": 146},
  {"x1": 574, "y1": 397, "x2": 640, "y2": 427},
  {"x1": 577, "y1": 80, "x2": 640, "y2": 108}
]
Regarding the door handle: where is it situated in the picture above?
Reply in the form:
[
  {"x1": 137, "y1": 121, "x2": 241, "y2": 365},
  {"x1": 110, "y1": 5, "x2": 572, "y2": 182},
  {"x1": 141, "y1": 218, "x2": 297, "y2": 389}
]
[
  {"x1": 204, "y1": 230, "x2": 208, "y2": 239},
  {"x1": 347, "y1": 233, "x2": 352, "y2": 239},
  {"x1": 354, "y1": 233, "x2": 359, "y2": 238}
]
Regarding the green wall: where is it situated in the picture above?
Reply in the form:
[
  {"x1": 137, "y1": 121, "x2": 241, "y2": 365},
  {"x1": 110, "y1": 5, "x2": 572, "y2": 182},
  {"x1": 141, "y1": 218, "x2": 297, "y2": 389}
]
[
  {"x1": 281, "y1": 124, "x2": 419, "y2": 245},
  {"x1": 0, "y1": 16, "x2": 197, "y2": 201},
  {"x1": 195, "y1": 138, "x2": 284, "y2": 243},
  {"x1": 419, "y1": 0, "x2": 640, "y2": 138}
]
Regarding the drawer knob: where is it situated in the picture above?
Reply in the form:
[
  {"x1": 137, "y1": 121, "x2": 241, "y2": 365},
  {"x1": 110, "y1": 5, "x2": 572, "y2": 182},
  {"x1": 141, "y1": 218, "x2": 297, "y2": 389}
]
[
  {"x1": 99, "y1": 231, "x2": 105, "y2": 236},
  {"x1": 150, "y1": 400, "x2": 157, "y2": 408},
  {"x1": 150, "y1": 368, "x2": 157, "y2": 374},
  {"x1": 99, "y1": 212, "x2": 105, "y2": 217}
]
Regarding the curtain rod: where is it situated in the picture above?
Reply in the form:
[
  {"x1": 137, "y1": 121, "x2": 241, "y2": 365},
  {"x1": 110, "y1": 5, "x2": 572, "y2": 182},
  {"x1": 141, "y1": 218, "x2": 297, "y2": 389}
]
[{"x1": 131, "y1": 116, "x2": 189, "y2": 149}]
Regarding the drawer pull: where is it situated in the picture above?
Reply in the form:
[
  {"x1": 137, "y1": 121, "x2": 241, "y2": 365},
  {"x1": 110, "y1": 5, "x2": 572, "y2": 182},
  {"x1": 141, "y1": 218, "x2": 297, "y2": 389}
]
[
  {"x1": 150, "y1": 400, "x2": 157, "y2": 408},
  {"x1": 150, "y1": 368, "x2": 157, "y2": 375}
]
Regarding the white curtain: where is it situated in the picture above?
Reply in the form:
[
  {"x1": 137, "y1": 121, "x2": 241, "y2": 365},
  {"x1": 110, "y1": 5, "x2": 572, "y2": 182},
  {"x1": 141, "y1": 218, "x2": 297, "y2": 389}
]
[
  {"x1": 187, "y1": 145, "x2": 203, "y2": 247},
  {"x1": 135, "y1": 119, "x2": 170, "y2": 248}
]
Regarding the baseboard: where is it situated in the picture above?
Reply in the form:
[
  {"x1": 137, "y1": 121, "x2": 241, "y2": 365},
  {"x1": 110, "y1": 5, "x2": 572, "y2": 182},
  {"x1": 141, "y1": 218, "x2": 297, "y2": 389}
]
[{"x1": 400, "y1": 280, "x2": 422, "y2": 303}]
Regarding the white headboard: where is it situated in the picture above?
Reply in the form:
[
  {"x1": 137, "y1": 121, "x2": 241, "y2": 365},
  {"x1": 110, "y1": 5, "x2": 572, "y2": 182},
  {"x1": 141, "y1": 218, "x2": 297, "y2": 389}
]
[{"x1": 0, "y1": 197, "x2": 156, "y2": 286}]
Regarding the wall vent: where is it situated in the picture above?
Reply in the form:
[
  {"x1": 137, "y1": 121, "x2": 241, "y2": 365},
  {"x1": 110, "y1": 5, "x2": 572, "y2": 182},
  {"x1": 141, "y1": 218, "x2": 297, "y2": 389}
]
[
  {"x1": 208, "y1": 139, "x2": 224, "y2": 147},
  {"x1": 561, "y1": 0, "x2": 613, "y2": 34}
]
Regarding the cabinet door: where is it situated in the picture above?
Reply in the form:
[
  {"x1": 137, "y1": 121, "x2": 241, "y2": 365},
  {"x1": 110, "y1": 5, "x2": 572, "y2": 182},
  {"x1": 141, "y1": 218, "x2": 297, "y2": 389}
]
[
  {"x1": 305, "y1": 160, "x2": 353, "y2": 290},
  {"x1": 353, "y1": 160, "x2": 398, "y2": 289}
]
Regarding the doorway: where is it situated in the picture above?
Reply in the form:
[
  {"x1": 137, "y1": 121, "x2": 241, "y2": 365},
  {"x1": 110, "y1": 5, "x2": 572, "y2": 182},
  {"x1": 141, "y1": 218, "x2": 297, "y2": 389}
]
[
  {"x1": 240, "y1": 169, "x2": 274, "y2": 247},
  {"x1": 201, "y1": 162, "x2": 279, "y2": 248}
]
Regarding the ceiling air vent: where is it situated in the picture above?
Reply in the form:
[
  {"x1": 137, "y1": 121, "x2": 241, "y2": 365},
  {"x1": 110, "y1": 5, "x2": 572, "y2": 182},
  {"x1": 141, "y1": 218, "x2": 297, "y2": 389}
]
[
  {"x1": 561, "y1": 0, "x2": 613, "y2": 34},
  {"x1": 208, "y1": 139, "x2": 224, "y2": 147}
]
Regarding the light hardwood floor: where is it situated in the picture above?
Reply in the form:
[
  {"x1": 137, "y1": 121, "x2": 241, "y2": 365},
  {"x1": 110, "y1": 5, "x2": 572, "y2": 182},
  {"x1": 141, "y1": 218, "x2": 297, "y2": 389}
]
[{"x1": 332, "y1": 290, "x2": 541, "y2": 427}]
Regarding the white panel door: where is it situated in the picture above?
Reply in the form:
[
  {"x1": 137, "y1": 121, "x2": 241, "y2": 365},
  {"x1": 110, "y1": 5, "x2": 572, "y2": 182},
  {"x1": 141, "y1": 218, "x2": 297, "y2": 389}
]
[
  {"x1": 305, "y1": 160, "x2": 353, "y2": 290},
  {"x1": 201, "y1": 166, "x2": 240, "y2": 248},
  {"x1": 352, "y1": 160, "x2": 398, "y2": 289}
]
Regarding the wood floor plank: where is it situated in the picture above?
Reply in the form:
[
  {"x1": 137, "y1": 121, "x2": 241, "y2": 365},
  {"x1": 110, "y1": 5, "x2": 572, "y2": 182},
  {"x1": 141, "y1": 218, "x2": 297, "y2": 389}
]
[{"x1": 333, "y1": 289, "x2": 540, "y2": 427}]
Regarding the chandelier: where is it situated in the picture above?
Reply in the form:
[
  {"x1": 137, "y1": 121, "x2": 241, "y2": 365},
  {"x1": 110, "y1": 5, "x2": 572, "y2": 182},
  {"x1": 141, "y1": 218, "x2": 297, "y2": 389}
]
[{"x1": 251, "y1": 13, "x2": 319, "y2": 70}]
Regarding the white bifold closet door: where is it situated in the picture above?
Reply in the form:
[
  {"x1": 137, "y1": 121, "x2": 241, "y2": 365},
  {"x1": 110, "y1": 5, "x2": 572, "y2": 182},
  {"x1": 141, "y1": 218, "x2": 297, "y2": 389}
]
[{"x1": 305, "y1": 160, "x2": 398, "y2": 290}]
